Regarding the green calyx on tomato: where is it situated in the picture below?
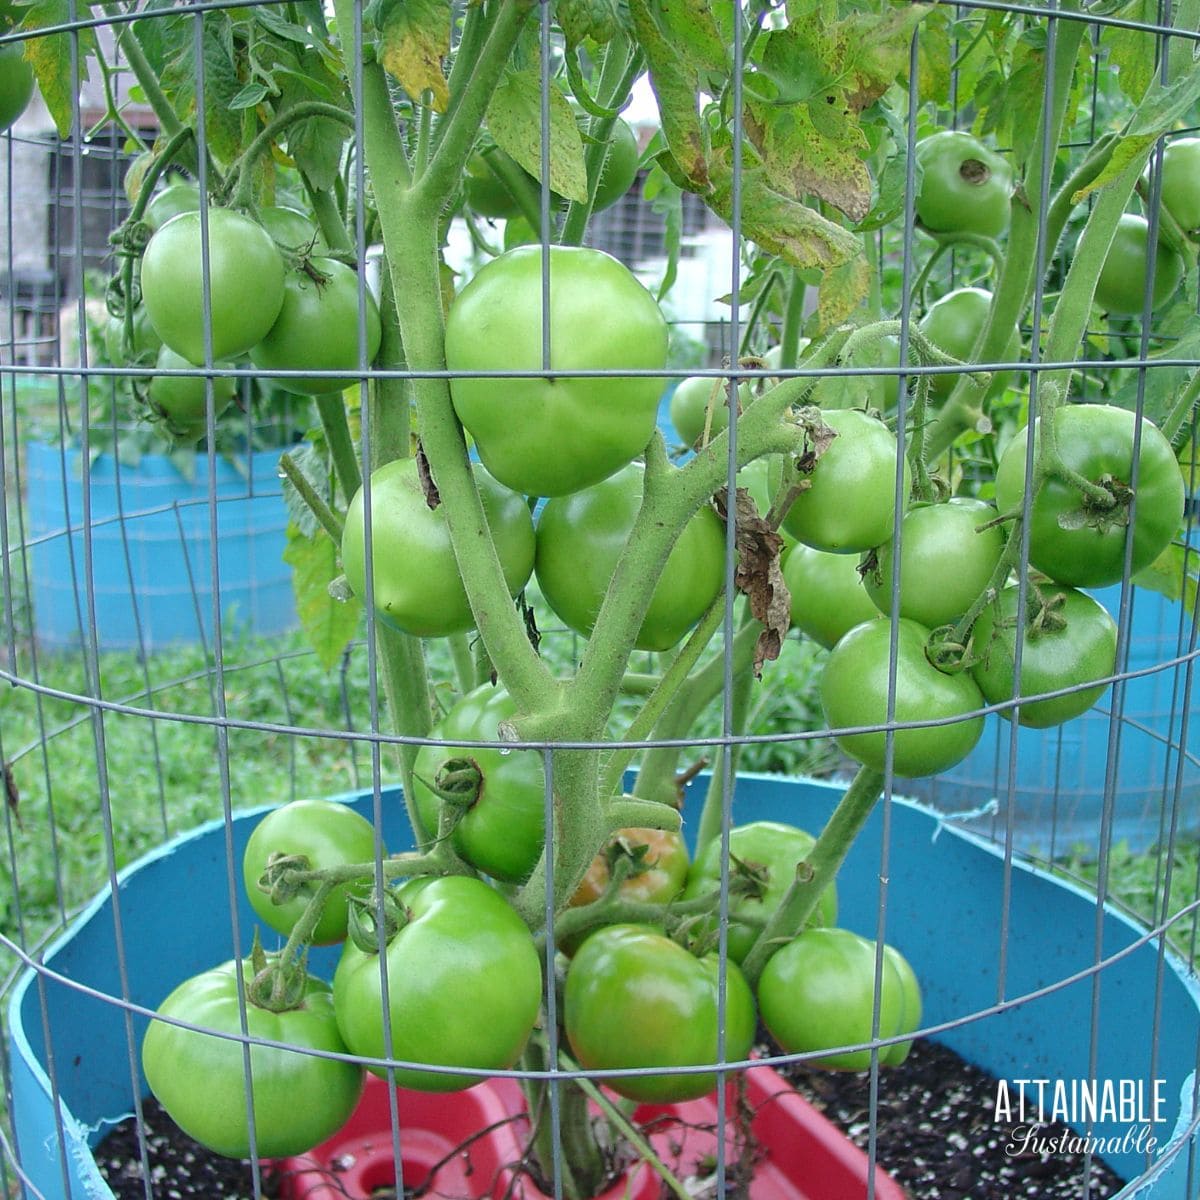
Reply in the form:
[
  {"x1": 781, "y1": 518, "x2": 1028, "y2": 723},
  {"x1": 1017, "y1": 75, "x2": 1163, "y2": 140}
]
[
  {"x1": 332, "y1": 874, "x2": 543, "y2": 1092},
  {"x1": 862, "y1": 498, "x2": 1007, "y2": 629},
  {"x1": 820, "y1": 617, "x2": 985, "y2": 777},
  {"x1": 1094, "y1": 213, "x2": 1184, "y2": 316},
  {"x1": 775, "y1": 408, "x2": 910, "y2": 554},
  {"x1": 140, "y1": 208, "x2": 286, "y2": 364},
  {"x1": 411, "y1": 683, "x2": 545, "y2": 883},
  {"x1": 341, "y1": 457, "x2": 536, "y2": 639},
  {"x1": 918, "y1": 287, "x2": 1022, "y2": 401},
  {"x1": 757, "y1": 928, "x2": 921, "y2": 1071},
  {"x1": 142, "y1": 959, "x2": 364, "y2": 1159},
  {"x1": 563, "y1": 923, "x2": 757, "y2": 1103},
  {"x1": 243, "y1": 798, "x2": 381, "y2": 946},
  {"x1": 444, "y1": 245, "x2": 669, "y2": 497},
  {"x1": 915, "y1": 130, "x2": 1014, "y2": 239},
  {"x1": 535, "y1": 462, "x2": 727, "y2": 652},
  {"x1": 970, "y1": 585, "x2": 1118, "y2": 729},
  {"x1": 682, "y1": 821, "x2": 837, "y2": 963},
  {"x1": 249, "y1": 257, "x2": 382, "y2": 395},
  {"x1": 994, "y1": 403, "x2": 1184, "y2": 589}
]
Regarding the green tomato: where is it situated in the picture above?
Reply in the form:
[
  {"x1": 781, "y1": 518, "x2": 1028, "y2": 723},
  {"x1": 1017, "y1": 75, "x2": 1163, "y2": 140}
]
[
  {"x1": 142, "y1": 960, "x2": 363, "y2": 1159},
  {"x1": 0, "y1": 41, "x2": 34, "y2": 133},
  {"x1": 144, "y1": 181, "x2": 202, "y2": 232},
  {"x1": 1094, "y1": 213, "x2": 1184, "y2": 316},
  {"x1": 258, "y1": 204, "x2": 323, "y2": 252},
  {"x1": 669, "y1": 376, "x2": 752, "y2": 447},
  {"x1": 249, "y1": 257, "x2": 382, "y2": 395},
  {"x1": 994, "y1": 404, "x2": 1184, "y2": 589},
  {"x1": 243, "y1": 798, "x2": 381, "y2": 945},
  {"x1": 463, "y1": 147, "x2": 532, "y2": 220},
  {"x1": 918, "y1": 287, "x2": 1022, "y2": 401},
  {"x1": 140, "y1": 208, "x2": 286, "y2": 364},
  {"x1": 104, "y1": 305, "x2": 163, "y2": 369},
  {"x1": 588, "y1": 114, "x2": 640, "y2": 213},
  {"x1": 681, "y1": 821, "x2": 837, "y2": 963},
  {"x1": 146, "y1": 345, "x2": 237, "y2": 442},
  {"x1": 775, "y1": 409, "x2": 910, "y2": 553},
  {"x1": 445, "y1": 245, "x2": 669, "y2": 497},
  {"x1": 820, "y1": 617, "x2": 985, "y2": 777},
  {"x1": 332, "y1": 875, "x2": 543, "y2": 1091},
  {"x1": 341, "y1": 457, "x2": 536, "y2": 638},
  {"x1": 1156, "y1": 137, "x2": 1200, "y2": 234},
  {"x1": 970, "y1": 585, "x2": 1118, "y2": 729},
  {"x1": 411, "y1": 683, "x2": 545, "y2": 884},
  {"x1": 535, "y1": 462, "x2": 727, "y2": 652},
  {"x1": 563, "y1": 924, "x2": 757, "y2": 1103},
  {"x1": 915, "y1": 130, "x2": 1013, "y2": 239},
  {"x1": 861, "y1": 498, "x2": 1006, "y2": 628},
  {"x1": 757, "y1": 928, "x2": 921, "y2": 1071},
  {"x1": 782, "y1": 543, "x2": 880, "y2": 650}
]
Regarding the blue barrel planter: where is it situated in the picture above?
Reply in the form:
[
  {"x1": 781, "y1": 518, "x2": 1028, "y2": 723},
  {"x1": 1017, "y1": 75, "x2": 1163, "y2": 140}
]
[
  {"x1": 24, "y1": 441, "x2": 296, "y2": 651},
  {"x1": 7, "y1": 774, "x2": 1200, "y2": 1198},
  {"x1": 907, "y1": 583, "x2": 1200, "y2": 855}
]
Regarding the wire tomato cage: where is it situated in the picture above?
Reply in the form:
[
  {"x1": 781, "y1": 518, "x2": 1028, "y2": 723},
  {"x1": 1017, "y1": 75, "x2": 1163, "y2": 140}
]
[{"x1": 3, "y1": 1, "x2": 1200, "y2": 1199}]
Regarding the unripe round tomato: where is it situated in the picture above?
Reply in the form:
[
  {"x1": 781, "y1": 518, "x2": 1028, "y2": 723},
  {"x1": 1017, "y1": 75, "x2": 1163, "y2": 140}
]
[
  {"x1": 0, "y1": 41, "x2": 34, "y2": 133},
  {"x1": 994, "y1": 404, "x2": 1184, "y2": 589},
  {"x1": 782, "y1": 544, "x2": 879, "y2": 650},
  {"x1": 563, "y1": 924, "x2": 757, "y2": 1103},
  {"x1": 445, "y1": 245, "x2": 669, "y2": 497},
  {"x1": 147, "y1": 345, "x2": 237, "y2": 441},
  {"x1": 570, "y1": 826, "x2": 690, "y2": 908},
  {"x1": 411, "y1": 683, "x2": 545, "y2": 883},
  {"x1": 142, "y1": 961, "x2": 364, "y2": 1158},
  {"x1": 535, "y1": 462, "x2": 726, "y2": 652},
  {"x1": 820, "y1": 617, "x2": 985, "y2": 777},
  {"x1": 144, "y1": 180, "x2": 202, "y2": 231},
  {"x1": 669, "y1": 376, "x2": 751, "y2": 447},
  {"x1": 242, "y1": 798, "x2": 381, "y2": 945},
  {"x1": 682, "y1": 821, "x2": 837, "y2": 963},
  {"x1": 104, "y1": 305, "x2": 163, "y2": 369},
  {"x1": 589, "y1": 115, "x2": 640, "y2": 212},
  {"x1": 333, "y1": 875, "x2": 543, "y2": 1092},
  {"x1": 249, "y1": 257, "x2": 382, "y2": 395},
  {"x1": 462, "y1": 148, "x2": 525, "y2": 219},
  {"x1": 862, "y1": 498, "x2": 1007, "y2": 628},
  {"x1": 1094, "y1": 214, "x2": 1184, "y2": 316},
  {"x1": 341, "y1": 458, "x2": 536, "y2": 639},
  {"x1": 970, "y1": 585, "x2": 1118, "y2": 729},
  {"x1": 915, "y1": 130, "x2": 1013, "y2": 239},
  {"x1": 918, "y1": 287, "x2": 1022, "y2": 401},
  {"x1": 258, "y1": 204, "x2": 322, "y2": 251},
  {"x1": 757, "y1": 928, "x2": 921, "y2": 1071},
  {"x1": 140, "y1": 208, "x2": 286, "y2": 364},
  {"x1": 1156, "y1": 137, "x2": 1200, "y2": 234},
  {"x1": 775, "y1": 409, "x2": 910, "y2": 554}
]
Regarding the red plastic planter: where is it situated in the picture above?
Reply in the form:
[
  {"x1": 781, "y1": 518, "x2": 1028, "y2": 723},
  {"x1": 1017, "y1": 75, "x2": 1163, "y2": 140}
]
[{"x1": 277, "y1": 1065, "x2": 906, "y2": 1200}]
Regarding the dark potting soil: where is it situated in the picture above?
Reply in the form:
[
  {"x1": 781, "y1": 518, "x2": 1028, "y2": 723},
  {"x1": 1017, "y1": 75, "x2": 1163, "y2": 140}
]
[{"x1": 94, "y1": 1040, "x2": 1128, "y2": 1200}]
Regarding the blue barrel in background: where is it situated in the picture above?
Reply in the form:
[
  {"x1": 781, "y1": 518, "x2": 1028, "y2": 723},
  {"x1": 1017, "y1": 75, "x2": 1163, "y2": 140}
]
[{"x1": 24, "y1": 440, "x2": 296, "y2": 652}]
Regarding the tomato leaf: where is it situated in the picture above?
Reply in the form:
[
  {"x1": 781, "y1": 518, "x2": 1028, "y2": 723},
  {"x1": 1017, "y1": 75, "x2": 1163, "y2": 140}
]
[
  {"x1": 486, "y1": 67, "x2": 588, "y2": 204},
  {"x1": 284, "y1": 523, "x2": 361, "y2": 671},
  {"x1": 369, "y1": 0, "x2": 450, "y2": 112},
  {"x1": 17, "y1": 0, "x2": 96, "y2": 138},
  {"x1": 1132, "y1": 540, "x2": 1200, "y2": 616},
  {"x1": 277, "y1": 52, "x2": 350, "y2": 192},
  {"x1": 816, "y1": 253, "x2": 870, "y2": 333},
  {"x1": 555, "y1": 0, "x2": 624, "y2": 49},
  {"x1": 1102, "y1": 0, "x2": 1161, "y2": 104},
  {"x1": 643, "y1": 157, "x2": 683, "y2": 301}
]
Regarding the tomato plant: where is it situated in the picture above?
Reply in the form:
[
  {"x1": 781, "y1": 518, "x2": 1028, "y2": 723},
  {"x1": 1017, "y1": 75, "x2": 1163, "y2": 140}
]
[
  {"x1": 757, "y1": 928, "x2": 921, "y2": 1071},
  {"x1": 820, "y1": 617, "x2": 985, "y2": 777},
  {"x1": 862, "y1": 498, "x2": 1007, "y2": 628},
  {"x1": 669, "y1": 376, "x2": 746, "y2": 447},
  {"x1": 682, "y1": 821, "x2": 837, "y2": 963},
  {"x1": 1094, "y1": 213, "x2": 1184, "y2": 315},
  {"x1": 444, "y1": 245, "x2": 669, "y2": 497},
  {"x1": 783, "y1": 544, "x2": 880, "y2": 649},
  {"x1": 332, "y1": 875, "x2": 542, "y2": 1092},
  {"x1": 535, "y1": 462, "x2": 726, "y2": 652},
  {"x1": 994, "y1": 404, "x2": 1184, "y2": 589},
  {"x1": 243, "y1": 798, "x2": 381, "y2": 945},
  {"x1": 915, "y1": 130, "x2": 1013, "y2": 239},
  {"x1": 140, "y1": 208, "x2": 286, "y2": 364},
  {"x1": 918, "y1": 287, "x2": 1021, "y2": 400},
  {"x1": 1156, "y1": 136, "x2": 1200, "y2": 234},
  {"x1": 145, "y1": 345, "x2": 237, "y2": 443},
  {"x1": 410, "y1": 683, "x2": 545, "y2": 883},
  {"x1": 249, "y1": 257, "x2": 382, "y2": 395},
  {"x1": 970, "y1": 585, "x2": 1118, "y2": 729},
  {"x1": 142, "y1": 960, "x2": 363, "y2": 1158},
  {"x1": 341, "y1": 458, "x2": 535, "y2": 638},
  {"x1": 570, "y1": 827, "x2": 689, "y2": 908},
  {"x1": 563, "y1": 924, "x2": 756, "y2": 1103}
]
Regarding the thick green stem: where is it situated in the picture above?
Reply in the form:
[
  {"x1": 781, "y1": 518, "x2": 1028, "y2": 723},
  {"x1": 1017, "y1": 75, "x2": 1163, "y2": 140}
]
[
  {"x1": 372, "y1": 253, "x2": 413, "y2": 469},
  {"x1": 448, "y1": 632, "x2": 477, "y2": 694},
  {"x1": 278, "y1": 452, "x2": 344, "y2": 542},
  {"x1": 741, "y1": 767, "x2": 886, "y2": 987},
  {"x1": 694, "y1": 655, "x2": 755, "y2": 856},
  {"x1": 304, "y1": 177, "x2": 354, "y2": 256},
  {"x1": 778, "y1": 275, "x2": 806, "y2": 368},
  {"x1": 377, "y1": 623, "x2": 434, "y2": 844},
  {"x1": 316, "y1": 394, "x2": 362, "y2": 503}
]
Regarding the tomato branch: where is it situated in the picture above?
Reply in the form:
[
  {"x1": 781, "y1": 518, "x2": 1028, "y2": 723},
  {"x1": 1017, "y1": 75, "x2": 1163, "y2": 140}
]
[{"x1": 278, "y1": 452, "x2": 343, "y2": 542}]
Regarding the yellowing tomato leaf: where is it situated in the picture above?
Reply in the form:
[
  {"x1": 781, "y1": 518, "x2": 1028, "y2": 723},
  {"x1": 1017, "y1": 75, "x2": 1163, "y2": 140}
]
[
  {"x1": 369, "y1": 0, "x2": 450, "y2": 111},
  {"x1": 17, "y1": 0, "x2": 96, "y2": 138},
  {"x1": 486, "y1": 67, "x2": 588, "y2": 204}
]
